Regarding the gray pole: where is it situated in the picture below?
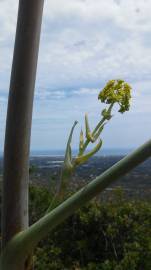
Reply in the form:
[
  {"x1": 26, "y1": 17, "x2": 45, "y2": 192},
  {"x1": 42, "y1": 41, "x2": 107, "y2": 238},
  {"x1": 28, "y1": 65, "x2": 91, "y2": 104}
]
[{"x1": 2, "y1": 0, "x2": 44, "y2": 252}]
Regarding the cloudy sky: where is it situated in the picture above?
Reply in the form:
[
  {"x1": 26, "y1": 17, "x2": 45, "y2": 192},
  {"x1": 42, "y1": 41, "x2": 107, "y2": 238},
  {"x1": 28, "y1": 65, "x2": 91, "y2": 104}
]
[{"x1": 0, "y1": 0, "x2": 151, "y2": 152}]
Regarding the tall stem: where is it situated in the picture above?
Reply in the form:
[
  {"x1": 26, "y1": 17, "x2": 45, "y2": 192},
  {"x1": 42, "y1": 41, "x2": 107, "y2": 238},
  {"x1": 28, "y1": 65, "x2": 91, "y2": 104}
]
[{"x1": 2, "y1": 0, "x2": 44, "y2": 260}]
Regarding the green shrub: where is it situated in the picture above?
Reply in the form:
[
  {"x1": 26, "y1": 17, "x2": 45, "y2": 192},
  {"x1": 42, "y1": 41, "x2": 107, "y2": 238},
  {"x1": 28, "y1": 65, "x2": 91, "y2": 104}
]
[{"x1": 29, "y1": 186, "x2": 151, "y2": 270}]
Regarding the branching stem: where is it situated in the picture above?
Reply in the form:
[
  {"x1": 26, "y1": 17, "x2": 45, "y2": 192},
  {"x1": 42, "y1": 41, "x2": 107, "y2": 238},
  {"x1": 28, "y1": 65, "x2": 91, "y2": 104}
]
[{"x1": 79, "y1": 103, "x2": 114, "y2": 156}]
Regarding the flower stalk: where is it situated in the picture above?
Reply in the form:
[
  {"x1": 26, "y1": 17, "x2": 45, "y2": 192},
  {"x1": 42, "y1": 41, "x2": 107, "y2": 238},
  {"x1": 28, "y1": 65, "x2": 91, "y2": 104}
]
[{"x1": 54, "y1": 80, "x2": 132, "y2": 203}]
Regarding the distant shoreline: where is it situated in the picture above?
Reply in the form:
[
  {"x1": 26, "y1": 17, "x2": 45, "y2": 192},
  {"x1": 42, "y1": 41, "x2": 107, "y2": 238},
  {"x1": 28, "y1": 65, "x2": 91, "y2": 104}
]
[
  {"x1": 0, "y1": 148, "x2": 133, "y2": 158},
  {"x1": 31, "y1": 149, "x2": 133, "y2": 158}
]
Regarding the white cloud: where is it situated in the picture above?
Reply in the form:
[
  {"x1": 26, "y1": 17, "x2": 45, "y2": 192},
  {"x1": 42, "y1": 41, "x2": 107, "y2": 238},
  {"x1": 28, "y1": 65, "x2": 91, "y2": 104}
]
[
  {"x1": 0, "y1": 0, "x2": 151, "y2": 149},
  {"x1": 0, "y1": 0, "x2": 17, "y2": 42},
  {"x1": 73, "y1": 87, "x2": 98, "y2": 95},
  {"x1": 34, "y1": 0, "x2": 151, "y2": 90},
  {"x1": 1, "y1": 0, "x2": 151, "y2": 89},
  {"x1": 44, "y1": 0, "x2": 151, "y2": 32}
]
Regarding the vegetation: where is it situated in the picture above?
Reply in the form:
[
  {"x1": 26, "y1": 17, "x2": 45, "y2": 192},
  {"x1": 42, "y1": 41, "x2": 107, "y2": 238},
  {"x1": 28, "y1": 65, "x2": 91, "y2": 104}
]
[
  {"x1": 1, "y1": 1, "x2": 151, "y2": 269},
  {"x1": 29, "y1": 186, "x2": 151, "y2": 270}
]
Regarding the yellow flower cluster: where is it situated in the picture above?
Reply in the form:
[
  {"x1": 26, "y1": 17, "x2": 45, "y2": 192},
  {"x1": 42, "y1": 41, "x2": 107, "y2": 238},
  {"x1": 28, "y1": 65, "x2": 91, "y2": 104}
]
[{"x1": 98, "y1": 80, "x2": 131, "y2": 113}]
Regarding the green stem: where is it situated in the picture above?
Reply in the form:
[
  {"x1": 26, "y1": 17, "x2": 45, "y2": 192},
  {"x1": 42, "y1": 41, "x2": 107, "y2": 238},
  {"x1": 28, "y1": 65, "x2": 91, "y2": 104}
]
[
  {"x1": 79, "y1": 118, "x2": 105, "y2": 155},
  {"x1": 46, "y1": 121, "x2": 78, "y2": 212},
  {"x1": 46, "y1": 167, "x2": 74, "y2": 213},
  {"x1": 79, "y1": 103, "x2": 114, "y2": 155},
  {"x1": 1, "y1": 139, "x2": 151, "y2": 269},
  {"x1": 93, "y1": 103, "x2": 114, "y2": 135},
  {"x1": 74, "y1": 139, "x2": 102, "y2": 165}
]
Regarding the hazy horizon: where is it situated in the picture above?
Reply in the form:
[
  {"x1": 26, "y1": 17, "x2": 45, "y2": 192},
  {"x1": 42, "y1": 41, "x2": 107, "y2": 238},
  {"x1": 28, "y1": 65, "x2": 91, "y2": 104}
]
[{"x1": 0, "y1": 147, "x2": 133, "y2": 158}]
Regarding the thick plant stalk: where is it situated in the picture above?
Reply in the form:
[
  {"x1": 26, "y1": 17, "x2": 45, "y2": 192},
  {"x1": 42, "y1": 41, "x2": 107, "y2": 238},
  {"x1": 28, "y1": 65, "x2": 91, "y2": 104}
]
[
  {"x1": 2, "y1": 0, "x2": 44, "y2": 268},
  {"x1": 1, "y1": 139, "x2": 151, "y2": 269}
]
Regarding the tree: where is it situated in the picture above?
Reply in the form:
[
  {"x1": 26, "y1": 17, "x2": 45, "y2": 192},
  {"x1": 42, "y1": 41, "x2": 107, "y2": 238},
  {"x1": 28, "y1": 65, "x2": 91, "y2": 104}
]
[{"x1": 1, "y1": 1, "x2": 151, "y2": 270}]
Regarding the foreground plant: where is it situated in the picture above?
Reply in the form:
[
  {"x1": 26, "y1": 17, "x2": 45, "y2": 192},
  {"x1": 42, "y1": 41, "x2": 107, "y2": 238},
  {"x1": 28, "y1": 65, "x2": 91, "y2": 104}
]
[
  {"x1": 1, "y1": 1, "x2": 151, "y2": 270},
  {"x1": 48, "y1": 80, "x2": 131, "y2": 210}
]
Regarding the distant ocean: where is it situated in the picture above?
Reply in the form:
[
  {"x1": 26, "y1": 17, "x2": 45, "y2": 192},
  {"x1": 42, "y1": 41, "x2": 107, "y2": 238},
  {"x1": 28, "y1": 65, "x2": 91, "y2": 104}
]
[
  {"x1": 30, "y1": 148, "x2": 133, "y2": 157},
  {"x1": 0, "y1": 148, "x2": 133, "y2": 158}
]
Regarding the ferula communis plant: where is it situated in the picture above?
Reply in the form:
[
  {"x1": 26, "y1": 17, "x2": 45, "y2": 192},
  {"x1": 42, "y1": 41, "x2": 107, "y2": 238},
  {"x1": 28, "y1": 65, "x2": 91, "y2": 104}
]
[
  {"x1": 2, "y1": 3, "x2": 151, "y2": 269},
  {"x1": 48, "y1": 80, "x2": 132, "y2": 210}
]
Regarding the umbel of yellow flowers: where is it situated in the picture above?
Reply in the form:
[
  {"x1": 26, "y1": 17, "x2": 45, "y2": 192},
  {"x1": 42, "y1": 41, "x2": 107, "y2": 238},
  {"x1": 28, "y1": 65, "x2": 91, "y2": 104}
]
[{"x1": 98, "y1": 79, "x2": 132, "y2": 113}]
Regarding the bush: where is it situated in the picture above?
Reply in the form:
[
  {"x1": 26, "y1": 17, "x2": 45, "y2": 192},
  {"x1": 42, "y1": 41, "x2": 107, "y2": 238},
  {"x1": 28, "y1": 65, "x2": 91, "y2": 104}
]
[{"x1": 29, "y1": 186, "x2": 151, "y2": 270}]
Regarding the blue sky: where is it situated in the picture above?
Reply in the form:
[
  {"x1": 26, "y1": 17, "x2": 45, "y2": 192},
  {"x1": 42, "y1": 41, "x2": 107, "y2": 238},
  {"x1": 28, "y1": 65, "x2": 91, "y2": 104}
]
[{"x1": 0, "y1": 0, "x2": 151, "y2": 151}]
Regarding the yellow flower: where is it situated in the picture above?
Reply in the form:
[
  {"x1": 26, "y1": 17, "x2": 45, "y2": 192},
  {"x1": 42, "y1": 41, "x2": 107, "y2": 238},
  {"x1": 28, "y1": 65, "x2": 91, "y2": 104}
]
[{"x1": 98, "y1": 79, "x2": 132, "y2": 113}]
